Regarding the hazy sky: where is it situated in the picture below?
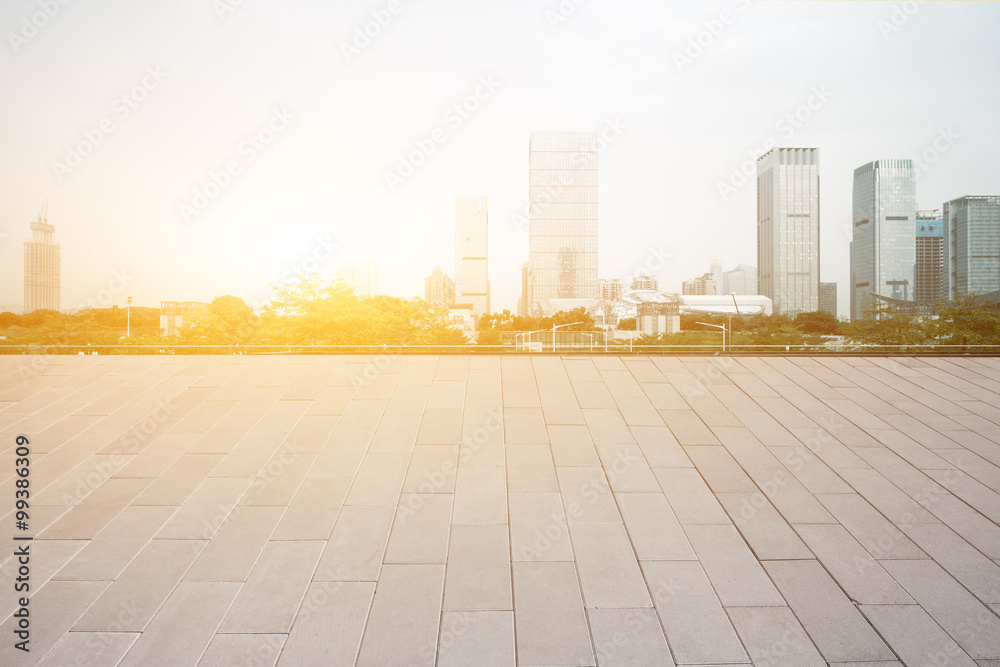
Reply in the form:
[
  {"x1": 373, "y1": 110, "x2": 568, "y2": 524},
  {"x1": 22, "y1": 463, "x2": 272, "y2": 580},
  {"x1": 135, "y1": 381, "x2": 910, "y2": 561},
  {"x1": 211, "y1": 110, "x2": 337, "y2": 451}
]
[{"x1": 2, "y1": 0, "x2": 998, "y2": 317}]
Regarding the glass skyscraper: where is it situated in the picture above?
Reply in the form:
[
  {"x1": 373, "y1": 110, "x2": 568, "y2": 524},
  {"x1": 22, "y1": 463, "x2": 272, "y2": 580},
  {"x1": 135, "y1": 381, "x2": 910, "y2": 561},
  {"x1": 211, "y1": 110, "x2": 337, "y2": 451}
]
[
  {"x1": 942, "y1": 196, "x2": 1000, "y2": 300},
  {"x1": 850, "y1": 159, "x2": 917, "y2": 320},
  {"x1": 756, "y1": 147, "x2": 820, "y2": 316},
  {"x1": 454, "y1": 195, "x2": 490, "y2": 317},
  {"x1": 527, "y1": 131, "x2": 598, "y2": 316}
]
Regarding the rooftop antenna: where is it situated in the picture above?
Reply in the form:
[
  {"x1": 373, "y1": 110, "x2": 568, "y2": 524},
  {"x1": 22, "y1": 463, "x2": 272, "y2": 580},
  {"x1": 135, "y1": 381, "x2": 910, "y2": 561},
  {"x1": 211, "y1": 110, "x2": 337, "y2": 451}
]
[{"x1": 37, "y1": 200, "x2": 48, "y2": 224}]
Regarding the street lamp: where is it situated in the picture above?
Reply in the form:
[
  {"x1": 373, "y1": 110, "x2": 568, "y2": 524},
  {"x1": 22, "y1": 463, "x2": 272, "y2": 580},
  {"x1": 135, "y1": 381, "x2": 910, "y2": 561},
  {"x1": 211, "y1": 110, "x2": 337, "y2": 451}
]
[
  {"x1": 697, "y1": 321, "x2": 726, "y2": 353},
  {"x1": 551, "y1": 321, "x2": 584, "y2": 353}
]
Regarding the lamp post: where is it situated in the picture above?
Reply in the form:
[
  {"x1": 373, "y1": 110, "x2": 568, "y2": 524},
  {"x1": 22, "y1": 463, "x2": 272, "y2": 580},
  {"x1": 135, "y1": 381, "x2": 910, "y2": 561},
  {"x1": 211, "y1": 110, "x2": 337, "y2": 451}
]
[
  {"x1": 126, "y1": 296, "x2": 133, "y2": 339},
  {"x1": 551, "y1": 321, "x2": 584, "y2": 353},
  {"x1": 697, "y1": 321, "x2": 726, "y2": 353}
]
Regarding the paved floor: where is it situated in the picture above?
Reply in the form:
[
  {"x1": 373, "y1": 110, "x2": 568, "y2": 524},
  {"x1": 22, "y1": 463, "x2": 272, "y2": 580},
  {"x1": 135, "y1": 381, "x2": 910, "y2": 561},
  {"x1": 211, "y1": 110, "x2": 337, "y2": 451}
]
[{"x1": 1, "y1": 355, "x2": 1000, "y2": 666}]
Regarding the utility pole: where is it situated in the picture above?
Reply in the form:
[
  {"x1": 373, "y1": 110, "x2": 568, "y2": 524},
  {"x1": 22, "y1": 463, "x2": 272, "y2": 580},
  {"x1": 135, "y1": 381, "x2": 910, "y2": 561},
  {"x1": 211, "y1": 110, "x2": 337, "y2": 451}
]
[{"x1": 127, "y1": 296, "x2": 133, "y2": 338}]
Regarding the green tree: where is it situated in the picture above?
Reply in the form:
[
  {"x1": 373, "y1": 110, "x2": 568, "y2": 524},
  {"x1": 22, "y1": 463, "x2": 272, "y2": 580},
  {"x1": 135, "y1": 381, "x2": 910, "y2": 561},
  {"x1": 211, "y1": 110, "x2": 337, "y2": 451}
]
[
  {"x1": 931, "y1": 294, "x2": 1000, "y2": 351},
  {"x1": 841, "y1": 302, "x2": 930, "y2": 347},
  {"x1": 180, "y1": 295, "x2": 259, "y2": 344},
  {"x1": 794, "y1": 310, "x2": 841, "y2": 335}
]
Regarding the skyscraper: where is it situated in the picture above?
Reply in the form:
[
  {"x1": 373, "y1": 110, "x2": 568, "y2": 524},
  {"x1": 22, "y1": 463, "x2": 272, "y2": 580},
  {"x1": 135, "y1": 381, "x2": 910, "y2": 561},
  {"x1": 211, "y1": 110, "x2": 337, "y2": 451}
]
[
  {"x1": 23, "y1": 205, "x2": 61, "y2": 313},
  {"x1": 943, "y1": 195, "x2": 1000, "y2": 300},
  {"x1": 915, "y1": 213, "x2": 944, "y2": 307},
  {"x1": 518, "y1": 262, "x2": 529, "y2": 318},
  {"x1": 600, "y1": 278, "x2": 624, "y2": 301},
  {"x1": 425, "y1": 266, "x2": 455, "y2": 305},
  {"x1": 850, "y1": 159, "x2": 916, "y2": 320},
  {"x1": 709, "y1": 258, "x2": 722, "y2": 286},
  {"x1": 722, "y1": 264, "x2": 758, "y2": 295},
  {"x1": 337, "y1": 260, "x2": 381, "y2": 296},
  {"x1": 455, "y1": 195, "x2": 490, "y2": 317},
  {"x1": 756, "y1": 147, "x2": 820, "y2": 316},
  {"x1": 527, "y1": 131, "x2": 599, "y2": 315},
  {"x1": 819, "y1": 282, "x2": 837, "y2": 318}
]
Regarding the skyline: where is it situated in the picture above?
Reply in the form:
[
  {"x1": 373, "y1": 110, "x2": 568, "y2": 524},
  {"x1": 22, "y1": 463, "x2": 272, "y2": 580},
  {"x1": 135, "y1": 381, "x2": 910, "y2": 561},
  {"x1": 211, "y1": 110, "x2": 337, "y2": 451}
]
[{"x1": 2, "y1": 1, "x2": 999, "y2": 318}]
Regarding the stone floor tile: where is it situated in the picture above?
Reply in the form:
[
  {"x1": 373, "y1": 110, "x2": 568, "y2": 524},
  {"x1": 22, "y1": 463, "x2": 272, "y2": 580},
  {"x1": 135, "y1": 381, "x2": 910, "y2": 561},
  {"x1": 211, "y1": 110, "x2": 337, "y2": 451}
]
[
  {"x1": 453, "y1": 466, "x2": 507, "y2": 524},
  {"x1": 38, "y1": 632, "x2": 138, "y2": 667},
  {"x1": 862, "y1": 604, "x2": 978, "y2": 667},
  {"x1": 443, "y1": 525, "x2": 512, "y2": 611},
  {"x1": 509, "y1": 492, "x2": 573, "y2": 560},
  {"x1": 512, "y1": 562, "x2": 594, "y2": 666},
  {"x1": 727, "y1": 606, "x2": 827, "y2": 666},
  {"x1": 355, "y1": 563, "x2": 445, "y2": 667},
  {"x1": 200, "y1": 634, "x2": 285, "y2": 667},
  {"x1": 588, "y1": 607, "x2": 674, "y2": 667},
  {"x1": 271, "y1": 476, "x2": 350, "y2": 540},
  {"x1": 276, "y1": 581, "x2": 374, "y2": 666},
  {"x1": 764, "y1": 559, "x2": 895, "y2": 663},
  {"x1": 313, "y1": 504, "x2": 394, "y2": 581},
  {"x1": 715, "y1": 492, "x2": 813, "y2": 560},
  {"x1": 653, "y1": 467, "x2": 731, "y2": 524},
  {"x1": 684, "y1": 523, "x2": 784, "y2": 606},
  {"x1": 0, "y1": 581, "x2": 110, "y2": 664},
  {"x1": 184, "y1": 505, "x2": 284, "y2": 581},
  {"x1": 403, "y1": 445, "x2": 459, "y2": 493},
  {"x1": 570, "y1": 523, "x2": 652, "y2": 608},
  {"x1": 437, "y1": 611, "x2": 516, "y2": 667},
  {"x1": 617, "y1": 492, "x2": 696, "y2": 560},
  {"x1": 556, "y1": 467, "x2": 622, "y2": 524},
  {"x1": 385, "y1": 493, "x2": 452, "y2": 563}
]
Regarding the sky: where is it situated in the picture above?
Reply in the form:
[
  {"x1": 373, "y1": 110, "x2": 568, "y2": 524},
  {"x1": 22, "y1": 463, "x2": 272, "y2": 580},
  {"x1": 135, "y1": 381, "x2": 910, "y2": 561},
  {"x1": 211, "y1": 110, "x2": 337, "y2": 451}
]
[{"x1": 1, "y1": 0, "x2": 998, "y2": 318}]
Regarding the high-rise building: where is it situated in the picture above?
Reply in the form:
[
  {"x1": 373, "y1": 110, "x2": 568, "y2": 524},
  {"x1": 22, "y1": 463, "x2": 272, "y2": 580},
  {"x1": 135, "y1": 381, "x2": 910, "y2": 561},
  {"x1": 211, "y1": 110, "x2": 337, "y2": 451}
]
[
  {"x1": 23, "y1": 206, "x2": 61, "y2": 313},
  {"x1": 337, "y1": 260, "x2": 381, "y2": 296},
  {"x1": 600, "y1": 278, "x2": 624, "y2": 301},
  {"x1": 425, "y1": 266, "x2": 455, "y2": 305},
  {"x1": 527, "y1": 131, "x2": 599, "y2": 315},
  {"x1": 683, "y1": 273, "x2": 717, "y2": 295},
  {"x1": 850, "y1": 159, "x2": 916, "y2": 320},
  {"x1": 819, "y1": 282, "x2": 837, "y2": 318},
  {"x1": 455, "y1": 195, "x2": 490, "y2": 317},
  {"x1": 722, "y1": 264, "x2": 758, "y2": 295},
  {"x1": 709, "y1": 258, "x2": 722, "y2": 286},
  {"x1": 915, "y1": 213, "x2": 944, "y2": 307},
  {"x1": 756, "y1": 147, "x2": 820, "y2": 316},
  {"x1": 943, "y1": 195, "x2": 1000, "y2": 300},
  {"x1": 630, "y1": 274, "x2": 658, "y2": 291},
  {"x1": 518, "y1": 262, "x2": 530, "y2": 318}
]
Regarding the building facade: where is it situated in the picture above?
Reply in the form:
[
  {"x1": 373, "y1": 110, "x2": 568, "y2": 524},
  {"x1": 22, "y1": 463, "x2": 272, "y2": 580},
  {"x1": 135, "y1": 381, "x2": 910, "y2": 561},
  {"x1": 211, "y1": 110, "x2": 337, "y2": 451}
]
[
  {"x1": 629, "y1": 274, "x2": 658, "y2": 291},
  {"x1": 455, "y1": 195, "x2": 490, "y2": 317},
  {"x1": 337, "y1": 260, "x2": 381, "y2": 296},
  {"x1": 160, "y1": 301, "x2": 207, "y2": 336},
  {"x1": 819, "y1": 282, "x2": 837, "y2": 318},
  {"x1": 527, "y1": 131, "x2": 599, "y2": 315},
  {"x1": 682, "y1": 273, "x2": 717, "y2": 295},
  {"x1": 943, "y1": 195, "x2": 1000, "y2": 300},
  {"x1": 756, "y1": 147, "x2": 820, "y2": 316},
  {"x1": 915, "y1": 213, "x2": 944, "y2": 307},
  {"x1": 850, "y1": 159, "x2": 916, "y2": 320},
  {"x1": 518, "y1": 262, "x2": 530, "y2": 318},
  {"x1": 23, "y1": 209, "x2": 61, "y2": 313},
  {"x1": 722, "y1": 264, "x2": 758, "y2": 295},
  {"x1": 425, "y1": 266, "x2": 455, "y2": 305}
]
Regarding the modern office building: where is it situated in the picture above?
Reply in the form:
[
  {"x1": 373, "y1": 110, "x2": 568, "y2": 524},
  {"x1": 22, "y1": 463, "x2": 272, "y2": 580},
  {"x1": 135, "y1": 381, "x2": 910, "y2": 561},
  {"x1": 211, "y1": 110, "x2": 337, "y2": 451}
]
[
  {"x1": 23, "y1": 206, "x2": 61, "y2": 313},
  {"x1": 337, "y1": 260, "x2": 381, "y2": 296},
  {"x1": 819, "y1": 282, "x2": 837, "y2": 318},
  {"x1": 709, "y1": 258, "x2": 722, "y2": 286},
  {"x1": 425, "y1": 266, "x2": 455, "y2": 305},
  {"x1": 943, "y1": 195, "x2": 1000, "y2": 300},
  {"x1": 682, "y1": 273, "x2": 717, "y2": 295},
  {"x1": 527, "y1": 131, "x2": 599, "y2": 315},
  {"x1": 160, "y1": 301, "x2": 207, "y2": 336},
  {"x1": 455, "y1": 195, "x2": 490, "y2": 317},
  {"x1": 722, "y1": 264, "x2": 758, "y2": 295},
  {"x1": 915, "y1": 212, "x2": 944, "y2": 307},
  {"x1": 756, "y1": 147, "x2": 820, "y2": 316},
  {"x1": 849, "y1": 159, "x2": 916, "y2": 320},
  {"x1": 518, "y1": 262, "x2": 530, "y2": 318},
  {"x1": 630, "y1": 274, "x2": 658, "y2": 291}
]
